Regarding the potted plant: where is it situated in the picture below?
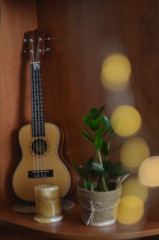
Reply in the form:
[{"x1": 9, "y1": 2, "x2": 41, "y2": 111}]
[{"x1": 73, "y1": 106, "x2": 129, "y2": 226}]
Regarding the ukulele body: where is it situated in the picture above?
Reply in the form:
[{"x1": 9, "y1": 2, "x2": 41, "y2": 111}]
[{"x1": 12, "y1": 122, "x2": 73, "y2": 202}]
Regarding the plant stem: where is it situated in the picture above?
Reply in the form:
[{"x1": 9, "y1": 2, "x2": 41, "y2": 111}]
[
  {"x1": 98, "y1": 150, "x2": 103, "y2": 167},
  {"x1": 84, "y1": 179, "x2": 88, "y2": 189},
  {"x1": 97, "y1": 150, "x2": 108, "y2": 191},
  {"x1": 90, "y1": 181, "x2": 95, "y2": 191}
]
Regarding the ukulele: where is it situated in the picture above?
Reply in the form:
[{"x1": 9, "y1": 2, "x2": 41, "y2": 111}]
[{"x1": 12, "y1": 30, "x2": 75, "y2": 202}]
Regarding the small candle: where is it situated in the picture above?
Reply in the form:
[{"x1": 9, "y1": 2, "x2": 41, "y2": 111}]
[{"x1": 34, "y1": 184, "x2": 63, "y2": 223}]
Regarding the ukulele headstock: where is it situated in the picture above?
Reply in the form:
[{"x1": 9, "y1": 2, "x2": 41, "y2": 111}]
[{"x1": 23, "y1": 29, "x2": 52, "y2": 62}]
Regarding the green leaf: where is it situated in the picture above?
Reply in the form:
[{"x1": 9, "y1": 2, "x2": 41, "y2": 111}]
[
  {"x1": 72, "y1": 162, "x2": 85, "y2": 178},
  {"x1": 81, "y1": 132, "x2": 94, "y2": 143},
  {"x1": 101, "y1": 140, "x2": 109, "y2": 156},
  {"x1": 95, "y1": 137, "x2": 104, "y2": 150},
  {"x1": 84, "y1": 157, "x2": 94, "y2": 175},
  {"x1": 89, "y1": 118, "x2": 101, "y2": 131},
  {"x1": 111, "y1": 144, "x2": 123, "y2": 153},
  {"x1": 103, "y1": 159, "x2": 113, "y2": 170},
  {"x1": 78, "y1": 105, "x2": 129, "y2": 188},
  {"x1": 89, "y1": 107, "x2": 99, "y2": 119},
  {"x1": 89, "y1": 106, "x2": 105, "y2": 120},
  {"x1": 94, "y1": 124, "x2": 105, "y2": 138},
  {"x1": 95, "y1": 138, "x2": 108, "y2": 156},
  {"x1": 102, "y1": 115, "x2": 114, "y2": 134},
  {"x1": 92, "y1": 162, "x2": 108, "y2": 178},
  {"x1": 103, "y1": 160, "x2": 129, "y2": 179},
  {"x1": 90, "y1": 169, "x2": 99, "y2": 179},
  {"x1": 83, "y1": 115, "x2": 89, "y2": 124},
  {"x1": 98, "y1": 105, "x2": 105, "y2": 116},
  {"x1": 83, "y1": 128, "x2": 94, "y2": 140},
  {"x1": 117, "y1": 168, "x2": 129, "y2": 176}
]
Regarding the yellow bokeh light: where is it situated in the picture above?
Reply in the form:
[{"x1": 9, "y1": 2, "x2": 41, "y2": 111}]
[
  {"x1": 101, "y1": 53, "x2": 131, "y2": 91},
  {"x1": 120, "y1": 137, "x2": 150, "y2": 169},
  {"x1": 117, "y1": 195, "x2": 144, "y2": 225},
  {"x1": 111, "y1": 105, "x2": 142, "y2": 137},
  {"x1": 122, "y1": 178, "x2": 148, "y2": 202},
  {"x1": 139, "y1": 156, "x2": 159, "y2": 187}
]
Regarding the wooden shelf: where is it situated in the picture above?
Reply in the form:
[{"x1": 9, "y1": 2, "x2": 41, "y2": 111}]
[{"x1": 0, "y1": 204, "x2": 159, "y2": 240}]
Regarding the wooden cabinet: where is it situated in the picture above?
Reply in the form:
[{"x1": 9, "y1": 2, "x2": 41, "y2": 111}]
[{"x1": 1, "y1": 0, "x2": 159, "y2": 239}]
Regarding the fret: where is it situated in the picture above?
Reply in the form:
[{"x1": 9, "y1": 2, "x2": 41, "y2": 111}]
[{"x1": 31, "y1": 62, "x2": 45, "y2": 137}]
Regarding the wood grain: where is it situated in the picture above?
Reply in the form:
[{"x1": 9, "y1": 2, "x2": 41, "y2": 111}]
[
  {"x1": 36, "y1": 0, "x2": 159, "y2": 204},
  {"x1": 0, "y1": 0, "x2": 37, "y2": 205},
  {"x1": 1, "y1": 0, "x2": 159, "y2": 239}
]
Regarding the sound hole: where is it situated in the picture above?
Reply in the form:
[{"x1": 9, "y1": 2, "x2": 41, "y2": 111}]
[{"x1": 32, "y1": 138, "x2": 47, "y2": 155}]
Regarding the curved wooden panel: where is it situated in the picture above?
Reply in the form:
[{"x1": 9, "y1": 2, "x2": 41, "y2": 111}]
[{"x1": 0, "y1": 0, "x2": 37, "y2": 205}]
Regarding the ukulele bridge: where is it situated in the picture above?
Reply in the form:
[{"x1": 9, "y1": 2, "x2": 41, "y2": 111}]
[{"x1": 28, "y1": 169, "x2": 53, "y2": 178}]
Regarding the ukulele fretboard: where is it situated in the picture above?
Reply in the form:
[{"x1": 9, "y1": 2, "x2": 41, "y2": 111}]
[{"x1": 31, "y1": 62, "x2": 45, "y2": 137}]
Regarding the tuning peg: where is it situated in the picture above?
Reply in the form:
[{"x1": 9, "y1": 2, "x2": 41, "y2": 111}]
[
  {"x1": 45, "y1": 48, "x2": 51, "y2": 52},
  {"x1": 38, "y1": 49, "x2": 42, "y2": 53},
  {"x1": 39, "y1": 37, "x2": 43, "y2": 42},
  {"x1": 45, "y1": 37, "x2": 55, "y2": 41},
  {"x1": 45, "y1": 37, "x2": 51, "y2": 41}
]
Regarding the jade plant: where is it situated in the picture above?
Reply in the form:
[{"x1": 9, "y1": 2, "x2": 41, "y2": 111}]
[{"x1": 73, "y1": 106, "x2": 128, "y2": 192}]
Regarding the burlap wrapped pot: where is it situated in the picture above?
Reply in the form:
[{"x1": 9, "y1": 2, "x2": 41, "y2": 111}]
[{"x1": 77, "y1": 186, "x2": 122, "y2": 226}]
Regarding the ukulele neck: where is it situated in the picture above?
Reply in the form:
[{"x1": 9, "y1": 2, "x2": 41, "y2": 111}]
[{"x1": 31, "y1": 61, "x2": 45, "y2": 137}]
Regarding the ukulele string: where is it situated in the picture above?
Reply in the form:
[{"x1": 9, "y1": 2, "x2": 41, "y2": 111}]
[
  {"x1": 37, "y1": 37, "x2": 46, "y2": 178},
  {"x1": 34, "y1": 62, "x2": 41, "y2": 178},
  {"x1": 30, "y1": 40, "x2": 36, "y2": 177},
  {"x1": 36, "y1": 39, "x2": 42, "y2": 178},
  {"x1": 31, "y1": 39, "x2": 39, "y2": 178}
]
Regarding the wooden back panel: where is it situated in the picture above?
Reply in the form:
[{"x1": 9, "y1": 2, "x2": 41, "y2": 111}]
[
  {"x1": 1, "y1": 0, "x2": 159, "y2": 224},
  {"x1": 0, "y1": 0, "x2": 37, "y2": 205},
  {"x1": 36, "y1": 0, "x2": 159, "y2": 217}
]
